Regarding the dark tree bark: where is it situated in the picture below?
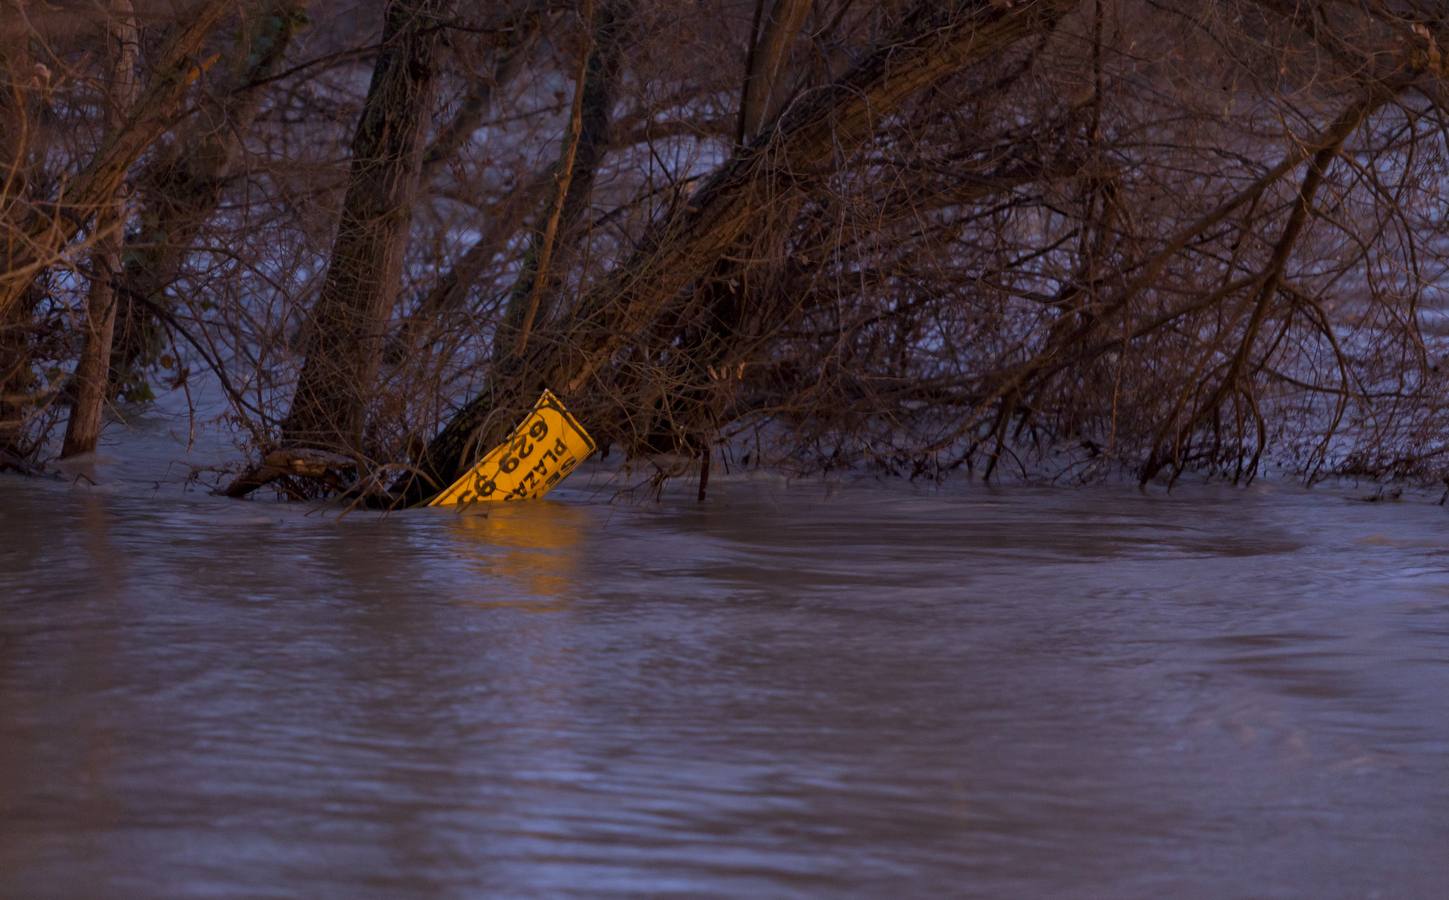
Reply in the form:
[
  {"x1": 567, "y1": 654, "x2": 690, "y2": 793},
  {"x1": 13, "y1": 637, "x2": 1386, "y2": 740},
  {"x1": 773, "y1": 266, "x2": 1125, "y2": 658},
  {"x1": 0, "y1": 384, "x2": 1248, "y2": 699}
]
[
  {"x1": 392, "y1": 0, "x2": 1079, "y2": 506},
  {"x1": 277, "y1": 0, "x2": 452, "y2": 453}
]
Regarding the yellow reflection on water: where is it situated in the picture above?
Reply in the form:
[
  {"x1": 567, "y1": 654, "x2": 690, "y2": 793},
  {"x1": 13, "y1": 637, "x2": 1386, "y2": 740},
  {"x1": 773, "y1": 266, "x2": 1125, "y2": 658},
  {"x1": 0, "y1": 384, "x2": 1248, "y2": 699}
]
[{"x1": 445, "y1": 501, "x2": 591, "y2": 606}]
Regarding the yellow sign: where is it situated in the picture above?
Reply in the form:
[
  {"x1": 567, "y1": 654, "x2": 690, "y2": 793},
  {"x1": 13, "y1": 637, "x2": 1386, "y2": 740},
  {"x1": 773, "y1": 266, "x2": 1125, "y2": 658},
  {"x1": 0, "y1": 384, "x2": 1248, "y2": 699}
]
[{"x1": 428, "y1": 390, "x2": 595, "y2": 507}]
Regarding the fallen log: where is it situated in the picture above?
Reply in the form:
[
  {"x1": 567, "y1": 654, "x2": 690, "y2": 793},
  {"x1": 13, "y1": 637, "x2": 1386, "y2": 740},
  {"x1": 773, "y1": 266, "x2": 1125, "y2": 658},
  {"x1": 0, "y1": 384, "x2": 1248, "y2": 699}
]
[{"x1": 222, "y1": 447, "x2": 358, "y2": 499}]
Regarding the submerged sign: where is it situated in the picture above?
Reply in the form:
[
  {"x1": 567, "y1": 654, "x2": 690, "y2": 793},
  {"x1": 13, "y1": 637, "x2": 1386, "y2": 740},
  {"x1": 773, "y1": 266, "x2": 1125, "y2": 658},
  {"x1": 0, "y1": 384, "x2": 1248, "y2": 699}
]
[{"x1": 428, "y1": 390, "x2": 595, "y2": 507}]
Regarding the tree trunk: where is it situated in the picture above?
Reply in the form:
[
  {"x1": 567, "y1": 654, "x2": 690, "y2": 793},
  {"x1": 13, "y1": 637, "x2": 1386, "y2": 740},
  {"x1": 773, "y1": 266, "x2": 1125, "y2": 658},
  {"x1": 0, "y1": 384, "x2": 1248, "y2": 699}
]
[
  {"x1": 278, "y1": 0, "x2": 451, "y2": 453},
  {"x1": 61, "y1": 0, "x2": 140, "y2": 458},
  {"x1": 394, "y1": 0, "x2": 1078, "y2": 506},
  {"x1": 625, "y1": 0, "x2": 814, "y2": 462},
  {"x1": 495, "y1": 0, "x2": 628, "y2": 360},
  {"x1": 2, "y1": 0, "x2": 228, "y2": 464},
  {"x1": 109, "y1": 0, "x2": 307, "y2": 402},
  {"x1": 736, "y1": 0, "x2": 812, "y2": 144},
  {"x1": 392, "y1": 1, "x2": 627, "y2": 361}
]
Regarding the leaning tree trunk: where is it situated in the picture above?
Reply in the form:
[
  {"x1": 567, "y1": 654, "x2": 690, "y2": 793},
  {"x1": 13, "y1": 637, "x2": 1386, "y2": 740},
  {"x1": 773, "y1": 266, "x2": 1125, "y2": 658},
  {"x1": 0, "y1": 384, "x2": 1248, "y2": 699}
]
[
  {"x1": 277, "y1": 0, "x2": 451, "y2": 454},
  {"x1": 736, "y1": 0, "x2": 812, "y2": 145},
  {"x1": 62, "y1": 0, "x2": 141, "y2": 458},
  {"x1": 392, "y1": 0, "x2": 1079, "y2": 506},
  {"x1": 494, "y1": 0, "x2": 629, "y2": 361},
  {"x1": 622, "y1": 0, "x2": 814, "y2": 466}
]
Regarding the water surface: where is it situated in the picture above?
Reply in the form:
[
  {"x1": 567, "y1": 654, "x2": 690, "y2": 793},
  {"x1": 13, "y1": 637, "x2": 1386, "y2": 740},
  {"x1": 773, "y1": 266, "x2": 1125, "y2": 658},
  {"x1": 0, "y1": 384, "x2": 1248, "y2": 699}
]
[{"x1": 3, "y1": 462, "x2": 1448, "y2": 897}]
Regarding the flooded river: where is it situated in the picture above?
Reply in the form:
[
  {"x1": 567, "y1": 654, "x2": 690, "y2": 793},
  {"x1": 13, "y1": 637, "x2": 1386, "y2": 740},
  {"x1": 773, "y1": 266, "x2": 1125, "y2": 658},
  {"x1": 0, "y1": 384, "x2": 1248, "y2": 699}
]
[{"x1": 3, "y1": 453, "x2": 1449, "y2": 896}]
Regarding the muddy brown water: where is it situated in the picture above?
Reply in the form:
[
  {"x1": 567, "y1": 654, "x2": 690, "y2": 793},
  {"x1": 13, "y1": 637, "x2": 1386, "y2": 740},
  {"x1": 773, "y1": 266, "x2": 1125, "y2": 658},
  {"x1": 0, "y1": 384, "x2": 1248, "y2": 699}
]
[{"x1": 3, "y1": 457, "x2": 1449, "y2": 897}]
